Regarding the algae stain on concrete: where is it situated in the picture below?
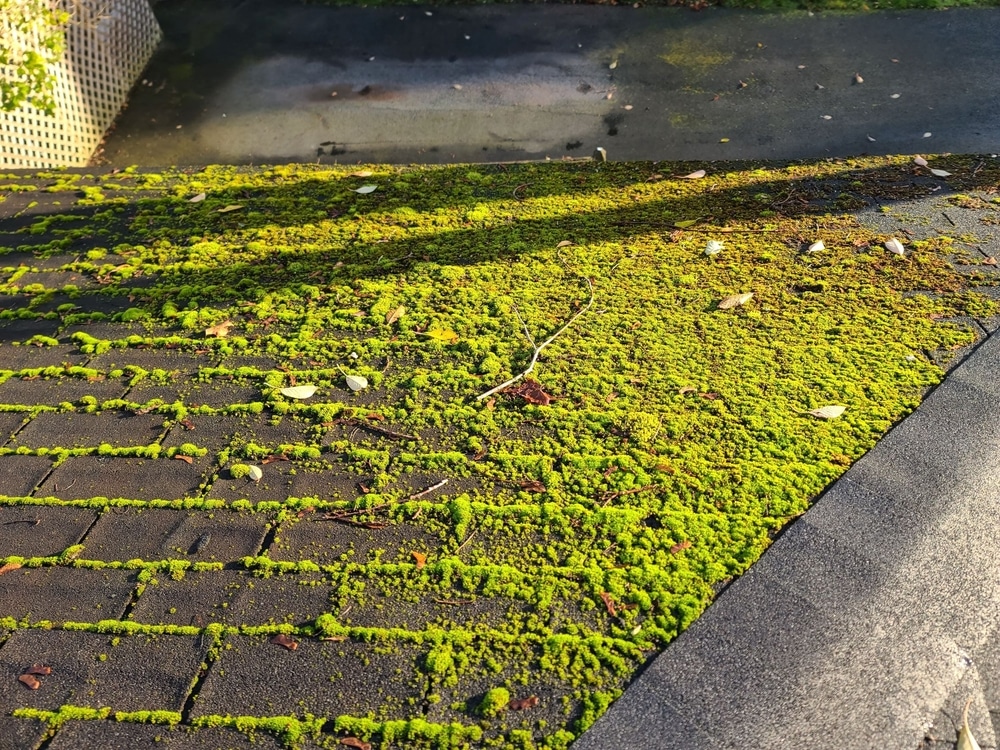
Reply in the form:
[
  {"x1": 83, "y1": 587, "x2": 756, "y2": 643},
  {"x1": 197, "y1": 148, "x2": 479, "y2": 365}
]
[{"x1": 659, "y1": 37, "x2": 733, "y2": 74}]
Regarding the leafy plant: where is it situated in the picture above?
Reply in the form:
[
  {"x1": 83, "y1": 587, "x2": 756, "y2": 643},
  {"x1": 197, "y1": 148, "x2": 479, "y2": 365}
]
[{"x1": 0, "y1": 0, "x2": 69, "y2": 115}]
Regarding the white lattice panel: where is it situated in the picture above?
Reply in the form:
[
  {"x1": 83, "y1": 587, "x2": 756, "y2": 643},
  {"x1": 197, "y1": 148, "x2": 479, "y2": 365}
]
[{"x1": 0, "y1": 0, "x2": 161, "y2": 168}]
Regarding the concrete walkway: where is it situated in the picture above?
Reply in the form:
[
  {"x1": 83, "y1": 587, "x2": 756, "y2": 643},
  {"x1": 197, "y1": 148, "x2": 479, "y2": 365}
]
[{"x1": 100, "y1": 2, "x2": 1000, "y2": 166}]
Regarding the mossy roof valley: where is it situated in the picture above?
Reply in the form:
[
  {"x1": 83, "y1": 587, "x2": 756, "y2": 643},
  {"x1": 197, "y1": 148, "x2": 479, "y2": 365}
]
[{"x1": 0, "y1": 157, "x2": 998, "y2": 749}]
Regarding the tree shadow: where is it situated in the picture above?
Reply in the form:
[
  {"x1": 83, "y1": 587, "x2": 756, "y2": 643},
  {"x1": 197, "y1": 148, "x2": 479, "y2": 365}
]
[{"x1": 1, "y1": 157, "x2": 998, "y2": 335}]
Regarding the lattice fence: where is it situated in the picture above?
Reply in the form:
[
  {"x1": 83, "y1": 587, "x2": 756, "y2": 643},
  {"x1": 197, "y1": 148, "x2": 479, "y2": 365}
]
[{"x1": 0, "y1": 0, "x2": 161, "y2": 169}]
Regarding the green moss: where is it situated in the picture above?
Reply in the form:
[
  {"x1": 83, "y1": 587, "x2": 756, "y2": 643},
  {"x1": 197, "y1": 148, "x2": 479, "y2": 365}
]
[
  {"x1": 477, "y1": 687, "x2": 510, "y2": 718},
  {"x1": 2, "y1": 156, "x2": 998, "y2": 746}
]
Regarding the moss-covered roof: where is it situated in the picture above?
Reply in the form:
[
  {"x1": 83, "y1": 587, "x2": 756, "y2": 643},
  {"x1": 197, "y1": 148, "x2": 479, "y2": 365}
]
[{"x1": 1, "y1": 156, "x2": 998, "y2": 748}]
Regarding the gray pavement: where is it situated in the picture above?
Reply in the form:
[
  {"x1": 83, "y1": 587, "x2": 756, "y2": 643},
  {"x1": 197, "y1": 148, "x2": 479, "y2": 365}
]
[{"x1": 101, "y1": 2, "x2": 1000, "y2": 166}]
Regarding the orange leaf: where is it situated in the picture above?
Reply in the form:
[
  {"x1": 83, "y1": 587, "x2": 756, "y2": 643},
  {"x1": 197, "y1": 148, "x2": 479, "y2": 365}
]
[
  {"x1": 173, "y1": 455, "x2": 194, "y2": 464},
  {"x1": 411, "y1": 551, "x2": 427, "y2": 570},
  {"x1": 670, "y1": 540, "x2": 692, "y2": 554},
  {"x1": 270, "y1": 634, "x2": 298, "y2": 651},
  {"x1": 599, "y1": 591, "x2": 617, "y2": 617},
  {"x1": 0, "y1": 562, "x2": 23, "y2": 576},
  {"x1": 205, "y1": 320, "x2": 233, "y2": 338},
  {"x1": 519, "y1": 479, "x2": 546, "y2": 493},
  {"x1": 508, "y1": 378, "x2": 553, "y2": 406},
  {"x1": 18, "y1": 674, "x2": 40, "y2": 690},
  {"x1": 25, "y1": 664, "x2": 51, "y2": 676},
  {"x1": 508, "y1": 695, "x2": 540, "y2": 711},
  {"x1": 340, "y1": 739, "x2": 371, "y2": 750}
]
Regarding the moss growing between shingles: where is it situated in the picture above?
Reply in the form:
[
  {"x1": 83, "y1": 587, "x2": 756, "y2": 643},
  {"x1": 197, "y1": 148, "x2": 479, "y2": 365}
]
[{"x1": 3, "y1": 157, "x2": 1000, "y2": 744}]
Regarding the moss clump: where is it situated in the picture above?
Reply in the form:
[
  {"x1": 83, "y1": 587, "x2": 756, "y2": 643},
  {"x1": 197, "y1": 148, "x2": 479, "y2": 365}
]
[{"x1": 477, "y1": 687, "x2": 510, "y2": 718}]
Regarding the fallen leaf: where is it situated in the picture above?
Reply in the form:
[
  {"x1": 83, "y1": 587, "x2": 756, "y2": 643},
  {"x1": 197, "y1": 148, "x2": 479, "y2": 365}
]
[
  {"x1": 821, "y1": 115, "x2": 833, "y2": 120},
  {"x1": 700, "y1": 392, "x2": 720, "y2": 400},
  {"x1": 914, "y1": 156, "x2": 928, "y2": 167},
  {"x1": 807, "y1": 240, "x2": 825, "y2": 253},
  {"x1": 173, "y1": 454, "x2": 194, "y2": 464},
  {"x1": 0, "y1": 562, "x2": 23, "y2": 576},
  {"x1": 890, "y1": 93, "x2": 900, "y2": 98},
  {"x1": 556, "y1": 240, "x2": 574, "y2": 247},
  {"x1": 680, "y1": 169, "x2": 706, "y2": 179},
  {"x1": 609, "y1": 59, "x2": 618, "y2": 70},
  {"x1": 678, "y1": 386, "x2": 697, "y2": 395},
  {"x1": 508, "y1": 378, "x2": 554, "y2": 406},
  {"x1": 270, "y1": 633, "x2": 298, "y2": 651},
  {"x1": 217, "y1": 204, "x2": 243, "y2": 213},
  {"x1": 885, "y1": 237, "x2": 906, "y2": 256},
  {"x1": 670, "y1": 540, "x2": 692, "y2": 554},
  {"x1": 853, "y1": 72, "x2": 864, "y2": 84},
  {"x1": 421, "y1": 328, "x2": 460, "y2": 345},
  {"x1": 599, "y1": 591, "x2": 617, "y2": 616},
  {"x1": 349, "y1": 171, "x2": 373, "y2": 178},
  {"x1": 247, "y1": 465, "x2": 263, "y2": 482},
  {"x1": 18, "y1": 674, "x2": 40, "y2": 690},
  {"x1": 958, "y1": 698, "x2": 981, "y2": 750},
  {"x1": 719, "y1": 138, "x2": 730, "y2": 143},
  {"x1": 188, "y1": 193, "x2": 206, "y2": 203},
  {"x1": 867, "y1": 135, "x2": 876, "y2": 142},
  {"x1": 718, "y1": 292, "x2": 754, "y2": 310},
  {"x1": 508, "y1": 696, "x2": 540, "y2": 711},
  {"x1": 411, "y1": 551, "x2": 427, "y2": 570},
  {"x1": 923, "y1": 132, "x2": 932, "y2": 138},
  {"x1": 345, "y1": 374, "x2": 369, "y2": 392},
  {"x1": 929, "y1": 168, "x2": 952, "y2": 177},
  {"x1": 205, "y1": 320, "x2": 233, "y2": 338},
  {"x1": 815, "y1": 83, "x2": 825, "y2": 90},
  {"x1": 806, "y1": 405, "x2": 847, "y2": 419},
  {"x1": 385, "y1": 305, "x2": 406, "y2": 325},
  {"x1": 982, "y1": 257, "x2": 997, "y2": 266},
  {"x1": 25, "y1": 664, "x2": 51, "y2": 676},
  {"x1": 280, "y1": 385, "x2": 318, "y2": 399},
  {"x1": 705, "y1": 240, "x2": 724, "y2": 256},
  {"x1": 353, "y1": 185, "x2": 377, "y2": 194},
  {"x1": 674, "y1": 219, "x2": 698, "y2": 228},
  {"x1": 519, "y1": 479, "x2": 546, "y2": 493},
  {"x1": 340, "y1": 739, "x2": 371, "y2": 750}
]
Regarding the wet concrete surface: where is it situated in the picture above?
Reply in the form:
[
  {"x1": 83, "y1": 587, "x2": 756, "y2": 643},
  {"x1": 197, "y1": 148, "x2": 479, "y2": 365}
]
[{"x1": 100, "y1": 1, "x2": 1000, "y2": 166}]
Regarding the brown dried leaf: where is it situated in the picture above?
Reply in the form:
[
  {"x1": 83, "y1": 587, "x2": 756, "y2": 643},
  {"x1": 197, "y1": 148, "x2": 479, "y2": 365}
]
[
  {"x1": 508, "y1": 695, "x2": 540, "y2": 711},
  {"x1": 411, "y1": 551, "x2": 427, "y2": 570},
  {"x1": 678, "y1": 386, "x2": 696, "y2": 395},
  {"x1": 982, "y1": 257, "x2": 997, "y2": 266},
  {"x1": 680, "y1": 169, "x2": 706, "y2": 179},
  {"x1": 349, "y1": 171, "x2": 373, "y2": 178},
  {"x1": 205, "y1": 320, "x2": 233, "y2": 338},
  {"x1": 556, "y1": 240, "x2": 574, "y2": 248},
  {"x1": 508, "y1": 378, "x2": 553, "y2": 406},
  {"x1": 340, "y1": 739, "x2": 372, "y2": 750},
  {"x1": 25, "y1": 664, "x2": 52, "y2": 676},
  {"x1": 519, "y1": 479, "x2": 547, "y2": 493},
  {"x1": 670, "y1": 540, "x2": 692, "y2": 554},
  {"x1": 18, "y1": 674, "x2": 40, "y2": 690},
  {"x1": 700, "y1": 392, "x2": 720, "y2": 400},
  {"x1": 385, "y1": 305, "x2": 406, "y2": 325},
  {"x1": 718, "y1": 292, "x2": 754, "y2": 310},
  {"x1": 270, "y1": 633, "x2": 298, "y2": 651},
  {"x1": 173, "y1": 454, "x2": 194, "y2": 465},
  {"x1": 599, "y1": 591, "x2": 617, "y2": 617},
  {"x1": 0, "y1": 562, "x2": 23, "y2": 576}
]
